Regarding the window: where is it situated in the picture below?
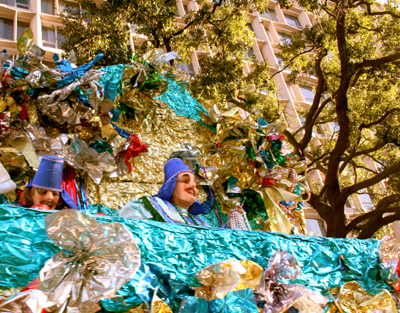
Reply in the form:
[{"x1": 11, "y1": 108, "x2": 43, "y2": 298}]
[
  {"x1": 0, "y1": 0, "x2": 29, "y2": 8},
  {"x1": 56, "y1": 29, "x2": 65, "y2": 49},
  {"x1": 247, "y1": 23, "x2": 254, "y2": 33},
  {"x1": 41, "y1": 0, "x2": 54, "y2": 14},
  {"x1": 275, "y1": 54, "x2": 284, "y2": 68},
  {"x1": 183, "y1": 4, "x2": 189, "y2": 15},
  {"x1": 58, "y1": 0, "x2": 79, "y2": 14},
  {"x1": 287, "y1": 83, "x2": 295, "y2": 99},
  {"x1": 278, "y1": 32, "x2": 292, "y2": 44},
  {"x1": 305, "y1": 218, "x2": 326, "y2": 236},
  {"x1": 0, "y1": 0, "x2": 13, "y2": 5},
  {"x1": 262, "y1": 8, "x2": 279, "y2": 22},
  {"x1": 265, "y1": 28, "x2": 274, "y2": 42},
  {"x1": 244, "y1": 46, "x2": 255, "y2": 61},
  {"x1": 17, "y1": 21, "x2": 29, "y2": 40},
  {"x1": 17, "y1": 0, "x2": 29, "y2": 9},
  {"x1": 259, "y1": 48, "x2": 267, "y2": 62},
  {"x1": 284, "y1": 14, "x2": 302, "y2": 28},
  {"x1": 42, "y1": 26, "x2": 56, "y2": 48},
  {"x1": 176, "y1": 62, "x2": 195, "y2": 76},
  {"x1": 300, "y1": 86, "x2": 314, "y2": 103},
  {"x1": 0, "y1": 18, "x2": 13, "y2": 40}
]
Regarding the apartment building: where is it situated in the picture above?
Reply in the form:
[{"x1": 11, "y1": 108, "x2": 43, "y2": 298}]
[{"x1": 0, "y1": 0, "x2": 377, "y2": 236}]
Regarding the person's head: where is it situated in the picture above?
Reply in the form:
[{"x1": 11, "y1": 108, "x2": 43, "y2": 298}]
[
  {"x1": 154, "y1": 158, "x2": 205, "y2": 215},
  {"x1": 170, "y1": 171, "x2": 198, "y2": 210},
  {"x1": 21, "y1": 186, "x2": 64, "y2": 210},
  {"x1": 21, "y1": 155, "x2": 78, "y2": 210}
]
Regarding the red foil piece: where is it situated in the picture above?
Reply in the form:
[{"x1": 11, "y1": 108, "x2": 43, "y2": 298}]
[
  {"x1": 266, "y1": 135, "x2": 286, "y2": 141},
  {"x1": 18, "y1": 102, "x2": 29, "y2": 121},
  {"x1": 62, "y1": 167, "x2": 79, "y2": 208},
  {"x1": 118, "y1": 134, "x2": 148, "y2": 172}
]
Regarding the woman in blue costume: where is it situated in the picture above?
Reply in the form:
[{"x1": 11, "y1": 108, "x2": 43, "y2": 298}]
[{"x1": 121, "y1": 158, "x2": 208, "y2": 226}]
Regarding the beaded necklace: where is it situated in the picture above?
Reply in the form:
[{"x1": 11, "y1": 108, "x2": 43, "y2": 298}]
[{"x1": 172, "y1": 203, "x2": 199, "y2": 226}]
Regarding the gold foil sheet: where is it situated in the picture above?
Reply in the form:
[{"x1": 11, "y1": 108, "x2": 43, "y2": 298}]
[
  {"x1": 326, "y1": 281, "x2": 397, "y2": 313},
  {"x1": 87, "y1": 108, "x2": 214, "y2": 208},
  {"x1": 194, "y1": 258, "x2": 263, "y2": 301}
]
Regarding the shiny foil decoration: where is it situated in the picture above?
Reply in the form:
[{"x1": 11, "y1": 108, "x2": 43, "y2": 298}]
[
  {"x1": 61, "y1": 135, "x2": 116, "y2": 184},
  {"x1": 198, "y1": 101, "x2": 309, "y2": 234},
  {"x1": 25, "y1": 124, "x2": 68, "y2": 157},
  {"x1": 0, "y1": 289, "x2": 48, "y2": 313},
  {"x1": 0, "y1": 205, "x2": 394, "y2": 311},
  {"x1": 194, "y1": 258, "x2": 264, "y2": 301},
  {"x1": 380, "y1": 235, "x2": 400, "y2": 263},
  {"x1": 87, "y1": 108, "x2": 214, "y2": 208},
  {"x1": 254, "y1": 249, "x2": 328, "y2": 313},
  {"x1": 37, "y1": 209, "x2": 141, "y2": 313},
  {"x1": 325, "y1": 281, "x2": 397, "y2": 313}
]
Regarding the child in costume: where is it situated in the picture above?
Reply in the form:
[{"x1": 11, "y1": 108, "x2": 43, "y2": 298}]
[
  {"x1": 20, "y1": 155, "x2": 78, "y2": 210},
  {"x1": 120, "y1": 158, "x2": 208, "y2": 226}
]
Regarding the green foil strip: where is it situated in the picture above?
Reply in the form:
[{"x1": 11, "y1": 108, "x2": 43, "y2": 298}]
[{"x1": 0, "y1": 204, "x2": 391, "y2": 312}]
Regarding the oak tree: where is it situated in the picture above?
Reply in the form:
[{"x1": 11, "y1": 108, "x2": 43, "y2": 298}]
[{"x1": 276, "y1": 0, "x2": 400, "y2": 238}]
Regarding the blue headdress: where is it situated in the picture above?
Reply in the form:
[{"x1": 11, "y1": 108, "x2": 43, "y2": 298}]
[
  {"x1": 26, "y1": 155, "x2": 78, "y2": 209},
  {"x1": 154, "y1": 158, "x2": 205, "y2": 215}
]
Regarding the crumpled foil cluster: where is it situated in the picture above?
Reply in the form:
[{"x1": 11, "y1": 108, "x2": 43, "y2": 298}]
[
  {"x1": 0, "y1": 205, "x2": 396, "y2": 313},
  {"x1": 1, "y1": 25, "x2": 309, "y2": 236},
  {"x1": 253, "y1": 249, "x2": 327, "y2": 312},
  {"x1": 194, "y1": 258, "x2": 264, "y2": 300},
  {"x1": 172, "y1": 102, "x2": 310, "y2": 234},
  {"x1": 0, "y1": 28, "x2": 152, "y2": 189},
  {"x1": 180, "y1": 250, "x2": 328, "y2": 312},
  {"x1": 325, "y1": 281, "x2": 397, "y2": 313},
  {"x1": 37, "y1": 209, "x2": 141, "y2": 313},
  {"x1": 0, "y1": 289, "x2": 48, "y2": 313}
]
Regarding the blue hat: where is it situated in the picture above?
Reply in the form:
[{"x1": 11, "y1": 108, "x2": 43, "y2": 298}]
[
  {"x1": 154, "y1": 158, "x2": 205, "y2": 215},
  {"x1": 27, "y1": 155, "x2": 78, "y2": 209}
]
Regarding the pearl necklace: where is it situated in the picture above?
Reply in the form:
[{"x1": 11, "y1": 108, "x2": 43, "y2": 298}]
[{"x1": 172, "y1": 203, "x2": 200, "y2": 226}]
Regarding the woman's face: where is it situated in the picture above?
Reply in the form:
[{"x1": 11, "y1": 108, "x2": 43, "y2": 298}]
[
  {"x1": 170, "y1": 172, "x2": 198, "y2": 210},
  {"x1": 32, "y1": 188, "x2": 60, "y2": 210}
]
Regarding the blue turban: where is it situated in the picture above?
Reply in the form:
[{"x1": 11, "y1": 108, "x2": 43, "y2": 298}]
[{"x1": 154, "y1": 158, "x2": 205, "y2": 215}]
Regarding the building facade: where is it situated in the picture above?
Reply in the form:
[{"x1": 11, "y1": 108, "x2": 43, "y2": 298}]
[{"x1": 0, "y1": 0, "x2": 379, "y2": 236}]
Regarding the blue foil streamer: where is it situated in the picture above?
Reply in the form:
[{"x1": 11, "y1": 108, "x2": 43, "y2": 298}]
[
  {"x1": 0, "y1": 204, "x2": 390, "y2": 312},
  {"x1": 110, "y1": 121, "x2": 131, "y2": 138}
]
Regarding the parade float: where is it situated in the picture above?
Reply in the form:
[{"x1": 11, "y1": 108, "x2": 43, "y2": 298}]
[{"x1": 0, "y1": 29, "x2": 400, "y2": 312}]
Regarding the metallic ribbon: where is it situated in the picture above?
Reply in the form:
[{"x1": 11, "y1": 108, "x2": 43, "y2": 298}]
[
  {"x1": 0, "y1": 289, "x2": 48, "y2": 313},
  {"x1": 37, "y1": 209, "x2": 141, "y2": 313}
]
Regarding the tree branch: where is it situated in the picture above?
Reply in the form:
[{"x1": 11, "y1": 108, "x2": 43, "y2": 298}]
[
  {"x1": 345, "y1": 162, "x2": 400, "y2": 196},
  {"x1": 338, "y1": 141, "x2": 387, "y2": 173},
  {"x1": 299, "y1": 50, "x2": 328, "y2": 150},
  {"x1": 356, "y1": 52, "x2": 400, "y2": 69},
  {"x1": 359, "y1": 108, "x2": 400, "y2": 131},
  {"x1": 345, "y1": 194, "x2": 400, "y2": 234},
  {"x1": 283, "y1": 129, "x2": 303, "y2": 158},
  {"x1": 270, "y1": 48, "x2": 316, "y2": 79},
  {"x1": 360, "y1": 1, "x2": 400, "y2": 19}
]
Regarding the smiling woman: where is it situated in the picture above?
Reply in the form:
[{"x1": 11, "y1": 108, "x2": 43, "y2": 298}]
[{"x1": 120, "y1": 158, "x2": 209, "y2": 226}]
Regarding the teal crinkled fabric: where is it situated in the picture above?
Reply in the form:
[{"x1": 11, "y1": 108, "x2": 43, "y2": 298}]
[
  {"x1": 179, "y1": 288, "x2": 258, "y2": 313},
  {"x1": 155, "y1": 77, "x2": 208, "y2": 124},
  {"x1": 0, "y1": 204, "x2": 390, "y2": 312},
  {"x1": 98, "y1": 64, "x2": 127, "y2": 101}
]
